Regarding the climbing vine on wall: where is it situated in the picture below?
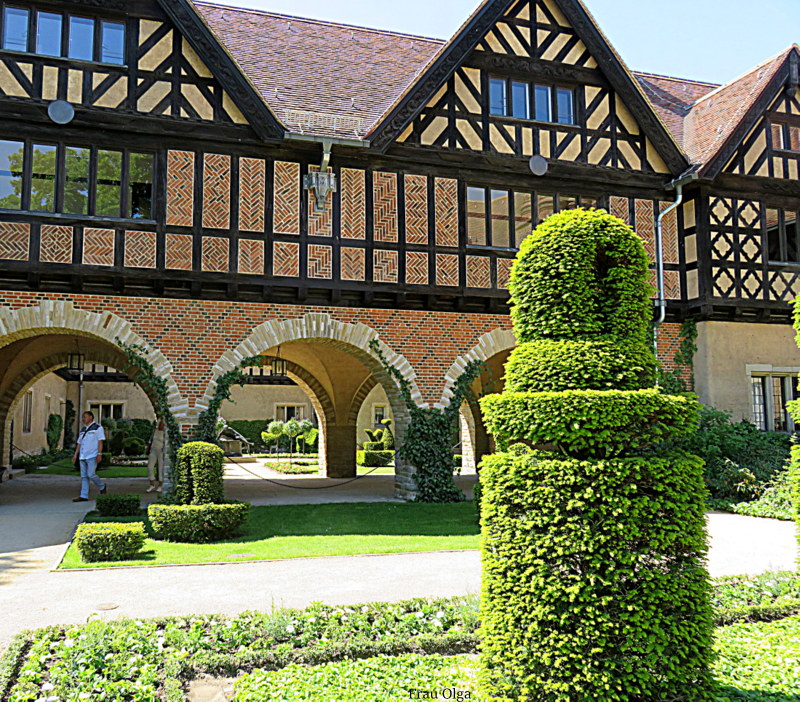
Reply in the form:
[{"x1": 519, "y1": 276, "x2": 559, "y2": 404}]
[
  {"x1": 369, "y1": 338, "x2": 484, "y2": 503},
  {"x1": 116, "y1": 340, "x2": 184, "y2": 460},
  {"x1": 658, "y1": 319, "x2": 698, "y2": 394},
  {"x1": 193, "y1": 356, "x2": 265, "y2": 442}
]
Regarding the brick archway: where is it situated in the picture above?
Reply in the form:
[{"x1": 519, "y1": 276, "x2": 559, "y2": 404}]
[{"x1": 205, "y1": 312, "x2": 420, "y2": 497}]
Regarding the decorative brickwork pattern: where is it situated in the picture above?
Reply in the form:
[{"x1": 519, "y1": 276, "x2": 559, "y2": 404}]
[
  {"x1": 201, "y1": 236, "x2": 229, "y2": 273},
  {"x1": 39, "y1": 225, "x2": 73, "y2": 264},
  {"x1": 659, "y1": 201, "x2": 679, "y2": 264},
  {"x1": 373, "y1": 249, "x2": 398, "y2": 283},
  {"x1": 82, "y1": 228, "x2": 115, "y2": 266},
  {"x1": 307, "y1": 166, "x2": 333, "y2": 237},
  {"x1": 341, "y1": 168, "x2": 366, "y2": 239},
  {"x1": 166, "y1": 150, "x2": 195, "y2": 228},
  {"x1": 239, "y1": 157, "x2": 266, "y2": 232},
  {"x1": 273, "y1": 161, "x2": 300, "y2": 235},
  {"x1": 609, "y1": 196, "x2": 630, "y2": 224},
  {"x1": 497, "y1": 258, "x2": 513, "y2": 289},
  {"x1": 0, "y1": 222, "x2": 29, "y2": 261},
  {"x1": 340, "y1": 247, "x2": 365, "y2": 281},
  {"x1": 308, "y1": 244, "x2": 332, "y2": 279},
  {"x1": 436, "y1": 253, "x2": 459, "y2": 286},
  {"x1": 404, "y1": 174, "x2": 429, "y2": 244},
  {"x1": 435, "y1": 178, "x2": 459, "y2": 247},
  {"x1": 273, "y1": 241, "x2": 300, "y2": 277},
  {"x1": 202, "y1": 153, "x2": 231, "y2": 230},
  {"x1": 635, "y1": 199, "x2": 656, "y2": 259},
  {"x1": 238, "y1": 239, "x2": 264, "y2": 275},
  {"x1": 466, "y1": 256, "x2": 491, "y2": 288},
  {"x1": 373, "y1": 172, "x2": 398, "y2": 242},
  {"x1": 124, "y1": 230, "x2": 156, "y2": 269},
  {"x1": 165, "y1": 234, "x2": 193, "y2": 270},
  {"x1": 665, "y1": 270, "x2": 681, "y2": 300},
  {"x1": 406, "y1": 251, "x2": 429, "y2": 285}
]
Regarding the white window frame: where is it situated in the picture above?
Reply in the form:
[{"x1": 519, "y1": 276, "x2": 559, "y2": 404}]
[
  {"x1": 746, "y1": 364, "x2": 799, "y2": 432},
  {"x1": 87, "y1": 401, "x2": 125, "y2": 421},
  {"x1": 275, "y1": 403, "x2": 306, "y2": 422},
  {"x1": 21, "y1": 390, "x2": 33, "y2": 433},
  {"x1": 372, "y1": 404, "x2": 388, "y2": 425}
]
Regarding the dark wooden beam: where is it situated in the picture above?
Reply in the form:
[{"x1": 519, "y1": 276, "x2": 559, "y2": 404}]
[{"x1": 466, "y1": 51, "x2": 607, "y2": 88}]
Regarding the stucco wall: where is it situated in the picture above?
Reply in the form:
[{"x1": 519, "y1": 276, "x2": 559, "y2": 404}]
[
  {"x1": 355, "y1": 384, "x2": 393, "y2": 447},
  {"x1": 12, "y1": 372, "x2": 68, "y2": 456},
  {"x1": 695, "y1": 321, "x2": 800, "y2": 422},
  {"x1": 222, "y1": 384, "x2": 315, "y2": 423}
]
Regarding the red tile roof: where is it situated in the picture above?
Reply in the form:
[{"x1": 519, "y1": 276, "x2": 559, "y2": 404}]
[
  {"x1": 194, "y1": 1, "x2": 443, "y2": 138},
  {"x1": 193, "y1": 0, "x2": 796, "y2": 169}
]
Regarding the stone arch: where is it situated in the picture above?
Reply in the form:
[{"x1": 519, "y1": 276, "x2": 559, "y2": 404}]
[
  {"x1": 203, "y1": 312, "x2": 419, "y2": 497},
  {"x1": 438, "y1": 328, "x2": 516, "y2": 408},
  {"x1": 0, "y1": 301, "x2": 184, "y2": 464},
  {"x1": 348, "y1": 376, "x2": 379, "y2": 425}
]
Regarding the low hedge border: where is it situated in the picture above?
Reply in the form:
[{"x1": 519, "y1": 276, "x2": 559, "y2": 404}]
[
  {"x1": 356, "y1": 450, "x2": 394, "y2": 467},
  {"x1": 96, "y1": 494, "x2": 141, "y2": 517},
  {"x1": 0, "y1": 630, "x2": 35, "y2": 700},
  {"x1": 148, "y1": 501, "x2": 249, "y2": 543},
  {"x1": 74, "y1": 522, "x2": 146, "y2": 563}
]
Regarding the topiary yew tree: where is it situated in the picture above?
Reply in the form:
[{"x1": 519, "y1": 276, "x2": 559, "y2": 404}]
[
  {"x1": 479, "y1": 209, "x2": 714, "y2": 701},
  {"x1": 786, "y1": 301, "x2": 800, "y2": 565}
]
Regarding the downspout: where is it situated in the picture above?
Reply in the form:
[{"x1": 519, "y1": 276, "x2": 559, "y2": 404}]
[{"x1": 654, "y1": 169, "x2": 699, "y2": 361}]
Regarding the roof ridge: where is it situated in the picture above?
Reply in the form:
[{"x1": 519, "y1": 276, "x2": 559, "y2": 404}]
[
  {"x1": 193, "y1": 1, "x2": 446, "y2": 45},
  {"x1": 633, "y1": 70, "x2": 719, "y2": 88},
  {"x1": 691, "y1": 46, "x2": 795, "y2": 107}
]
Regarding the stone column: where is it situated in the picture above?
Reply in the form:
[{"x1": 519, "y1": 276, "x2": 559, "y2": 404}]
[{"x1": 324, "y1": 424, "x2": 357, "y2": 478}]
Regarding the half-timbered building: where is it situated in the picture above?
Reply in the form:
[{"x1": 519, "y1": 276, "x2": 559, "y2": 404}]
[{"x1": 0, "y1": 0, "x2": 797, "y2": 497}]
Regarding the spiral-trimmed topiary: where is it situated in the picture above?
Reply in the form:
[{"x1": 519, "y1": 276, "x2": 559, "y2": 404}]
[{"x1": 479, "y1": 208, "x2": 713, "y2": 701}]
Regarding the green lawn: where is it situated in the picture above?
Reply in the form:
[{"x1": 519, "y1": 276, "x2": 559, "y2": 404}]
[
  {"x1": 60, "y1": 501, "x2": 480, "y2": 569},
  {"x1": 31, "y1": 457, "x2": 147, "y2": 478}
]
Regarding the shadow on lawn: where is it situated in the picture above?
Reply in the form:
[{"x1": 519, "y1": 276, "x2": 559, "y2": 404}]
[
  {"x1": 718, "y1": 686, "x2": 800, "y2": 701},
  {"x1": 85, "y1": 501, "x2": 480, "y2": 543}
]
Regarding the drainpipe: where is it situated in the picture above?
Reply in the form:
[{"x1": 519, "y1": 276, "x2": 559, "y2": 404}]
[{"x1": 654, "y1": 169, "x2": 699, "y2": 360}]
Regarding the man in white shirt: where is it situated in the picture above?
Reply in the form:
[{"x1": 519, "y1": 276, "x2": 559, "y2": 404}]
[{"x1": 72, "y1": 411, "x2": 107, "y2": 502}]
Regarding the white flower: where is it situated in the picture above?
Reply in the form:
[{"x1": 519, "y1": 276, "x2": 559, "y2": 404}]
[
  {"x1": 41, "y1": 682, "x2": 55, "y2": 691},
  {"x1": 285, "y1": 624, "x2": 295, "y2": 634},
  {"x1": 62, "y1": 639, "x2": 75, "y2": 648}
]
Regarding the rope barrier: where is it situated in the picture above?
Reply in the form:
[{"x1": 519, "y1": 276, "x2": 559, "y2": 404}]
[{"x1": 227, "y1": 455, "x2": 387, "y2": 490}]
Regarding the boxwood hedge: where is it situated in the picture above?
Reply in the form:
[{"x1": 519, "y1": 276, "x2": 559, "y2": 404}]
[
  {"x1": 74, "y1": 522, "x2": 146, "y2": 562},
  {"x1": 148, "y1": 502, "x2": 249, "y2": 543},
  {"x1": 174, "y1": 441, "x2": 225, "y2": 505}
]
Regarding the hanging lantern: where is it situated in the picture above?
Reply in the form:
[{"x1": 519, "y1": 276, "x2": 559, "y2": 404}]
[{"x1": 67, "y1": 352, "x2": 85, "y2": 372}]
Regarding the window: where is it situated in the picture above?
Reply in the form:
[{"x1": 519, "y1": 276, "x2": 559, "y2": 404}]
[
  {"x1": 0, "y1": 6, "x2": 126, "y2": 64},
  {"x1": 2, "y1": 6, "x2": 28, "y2": 52},
  {"x1": 0, "y1": 138, "x2": 22, "y2": 209},
  {"x1": 89, "y1": 402, "x2": 123, "y2": 421},
  {"x1": 750, "y1": 372, "x2": 797, "y2": 432},
  {"x1": 276, "y1": 404, "x2": 305, "y2": 422},
  {"x1": 766, "y1": 207, "x2": 800, "y2": 264},
  {"x1": 490, "y1": 189, "x2": 511, "y2": 248},
  {"x1": 43, "y1": 394, "x2": 51, "y2": 431},
  {"x1": 467, "y1": 186, "x2": 487, "y2": 246},
  {"x1": 373, "y1": 405, "x2": 387, "y2": 425},
  {"x1": 21, "y1": 390, "x2": 32, "y2": 433},
  {"x1": 0, "y1": 140, "x2": 154, "y2": 219},
  {"x1": 771, "y1": 123, "x2": 800, "y2": 152},
  {"x1": 68, "y1": 16, "x2": 94, "y2": 61},
  {"x1": 489, "y1": 78, "x2": 574, "y2": 126},
  {"x1": 557, "y1": 88, "x2": 575, "y2": 125}
]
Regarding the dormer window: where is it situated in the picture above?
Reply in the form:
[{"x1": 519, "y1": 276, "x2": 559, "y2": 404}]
[
  {"x1": 489, "y1": 77, "x2": 575, "y2": 125},
  {"x1": 1, "y1": 5, "x2": 126, "y2": 65}
]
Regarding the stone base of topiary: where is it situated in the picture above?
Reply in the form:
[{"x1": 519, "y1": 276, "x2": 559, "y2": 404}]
[
  {"x1": 479, "y1": 447, "x2": 714, "y2": 701},
  {"x1": 148, "y1": 502, "x2": 250, "y2": 543}
]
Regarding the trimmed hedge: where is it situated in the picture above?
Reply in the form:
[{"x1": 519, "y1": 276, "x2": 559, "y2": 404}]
[
  {"x1": 508, "y1": 208, "x2": 652, "y2": 344},
  {"x1": 356, "y1": 450, "x2": 394, "y2": 467},
  {"x1": 362, "y1": 441, "x2": 385, "y2": 451},
  {"x1": 174, "y1": 441, "x2": 225, "y2": 505},
  {"x1": 504, "y1": 338, "x2": 656, "y2": 392},
  {"x1": 148, "y1": 502, "x2": 249, "y2": 543},
  {"x1": 96, "y1": 493, "x2": 141, "y2": 517},
  {"x1": 481, "y1": 388, "x2": 698, "y2": 457},
  {"x1": 479, "y1": 448, "x2": 714, "y2": 700},
  {"x1": 74, "y1": 522, "x2": 146, "y2": 562},
  {"x1": 122, "y1": 436, "x2": 146, "y2": 457}
]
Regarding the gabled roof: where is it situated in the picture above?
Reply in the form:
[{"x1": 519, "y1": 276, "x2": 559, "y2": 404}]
[
  {"x1": 161, "y1": 0, "x2": 286, "y2": 140},
  {"x1": 683, "y1": 46, "x2": 798, "y2": 174},
  {"x1": 194, "y1": 1, "x2": 442, "y2": 138}
]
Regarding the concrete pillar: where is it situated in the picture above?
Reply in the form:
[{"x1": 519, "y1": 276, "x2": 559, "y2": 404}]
[{"x1": 324, "y1": 424, "x2": 357, "y2": 478}]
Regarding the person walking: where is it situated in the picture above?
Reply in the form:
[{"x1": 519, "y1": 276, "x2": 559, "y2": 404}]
[
  {"x1": 146, "y1": 419, "x2": 165, "y2": 493},
  {"x1": 72, "y1": 411, "x2": 106, "y2": 502}
]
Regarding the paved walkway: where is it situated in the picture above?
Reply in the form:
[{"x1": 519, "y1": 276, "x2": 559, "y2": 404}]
[{"x1": 0, "y1": 472, "x2": 796, "y2": 649}]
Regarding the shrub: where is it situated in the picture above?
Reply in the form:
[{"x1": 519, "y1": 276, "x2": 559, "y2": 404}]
[
  {"x1": 381, "y1": 419, "x2": 395, "y2": 450},
  {"x1": 122, "y1": 436, "x2": 146, "y2": 457},
  {"x1": 11, "y1": 454, "x2": 46, "y2": 471},
  {"x1": 674, "y1": 406, "x2": 790, "y2": 500},
  {"x1": 453, "y1": 454, "x2": 462, "y2": 467},
  {"x1": 96, "y1": 494, "x2": 141, "y2": 517},
  {"x1": 174, "y1": 441, "x2": 225, "y2": 505},
  {"x1": 363, "y1": 441, "x2": 384, "y2": 451},
  {"x1": 732, "y1": 468, "x2": 794, "y2": 520},
  {"x1": 229, "y1": 420, "x2": 267, "y2": 451},
  {"x1": 130, "y1": 418, "x2": 155, "y2": 443},
  {"x1": 46, "y1": 413, "x2": 63, "y2": 453},
  {"x1": 356, "y1": 450, "x2": 394, "y2": 467},
  {"x1": 148, "y1": 502, "x2": 249, "y2": 543},
  {"x1": 479, "y1": 209, "x2": 712, "y2": 700},
  {"x1": 74, "y1": 522, "x2": 146, "y2": 562}
]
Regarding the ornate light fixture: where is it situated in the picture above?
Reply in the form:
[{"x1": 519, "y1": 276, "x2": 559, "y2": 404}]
[
  {"x1": 270, "y1": 346, "x2": 287, "y2": 377},
  {"x1": 67, "y1": 352, "x2": 85, "y2": 372}
]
